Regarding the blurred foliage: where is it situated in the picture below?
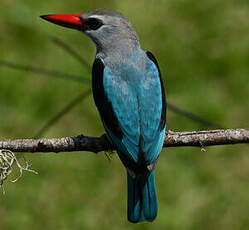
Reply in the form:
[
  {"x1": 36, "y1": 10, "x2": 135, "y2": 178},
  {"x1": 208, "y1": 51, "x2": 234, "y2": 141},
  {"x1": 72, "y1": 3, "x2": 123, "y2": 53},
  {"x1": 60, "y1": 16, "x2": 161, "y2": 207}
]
[{"x1": 0, "y1": 0, "x2": 249, "y2": 229}]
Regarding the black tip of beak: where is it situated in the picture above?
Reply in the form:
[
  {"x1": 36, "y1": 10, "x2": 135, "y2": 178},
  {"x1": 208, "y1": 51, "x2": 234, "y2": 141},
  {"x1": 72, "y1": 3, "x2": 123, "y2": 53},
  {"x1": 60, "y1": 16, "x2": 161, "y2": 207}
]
[
  {"x1": 40, "y1": 15, "x2": 47, "y2": 20},
  {"x1": 40, "y1": 15, "x2": 52, "y2": 23}
]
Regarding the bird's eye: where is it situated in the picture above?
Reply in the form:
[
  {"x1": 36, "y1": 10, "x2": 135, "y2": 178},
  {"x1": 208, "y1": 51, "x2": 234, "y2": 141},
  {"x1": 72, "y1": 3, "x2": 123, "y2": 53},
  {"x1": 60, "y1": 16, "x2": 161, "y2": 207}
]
[{"x1": 84, "y1": 18, "x2": 103, "y2": 31}]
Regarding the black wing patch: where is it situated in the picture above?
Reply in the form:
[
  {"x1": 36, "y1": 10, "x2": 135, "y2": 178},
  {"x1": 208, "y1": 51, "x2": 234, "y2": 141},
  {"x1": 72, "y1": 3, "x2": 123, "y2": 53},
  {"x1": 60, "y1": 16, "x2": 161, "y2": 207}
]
[
  {"x1": 92, "y1": 58, "x2": 123, "y2": 138},
  {"x1": 146, "y1": 51, "x2": 167, "y2": 131}
]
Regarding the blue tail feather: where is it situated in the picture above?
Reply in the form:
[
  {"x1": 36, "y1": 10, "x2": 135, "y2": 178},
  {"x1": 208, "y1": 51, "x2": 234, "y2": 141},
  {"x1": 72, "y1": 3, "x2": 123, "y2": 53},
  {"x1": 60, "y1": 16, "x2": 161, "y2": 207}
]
[{"x1": 127, "y1": 171, "x2": 157, "y2": 223}]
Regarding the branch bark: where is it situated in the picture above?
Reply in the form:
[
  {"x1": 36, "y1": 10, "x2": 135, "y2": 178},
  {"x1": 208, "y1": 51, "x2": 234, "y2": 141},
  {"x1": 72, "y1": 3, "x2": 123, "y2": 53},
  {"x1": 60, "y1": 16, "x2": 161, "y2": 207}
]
[{"x1": 0, "y1": 129, "x2": 248, "y2": 154}]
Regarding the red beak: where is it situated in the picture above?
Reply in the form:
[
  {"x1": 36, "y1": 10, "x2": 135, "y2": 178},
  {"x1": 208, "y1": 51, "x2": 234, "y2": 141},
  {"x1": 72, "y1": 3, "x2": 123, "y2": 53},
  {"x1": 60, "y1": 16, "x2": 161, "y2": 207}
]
[{"x1": 40, "y1": 14, "x2": 83, "y2": 30}]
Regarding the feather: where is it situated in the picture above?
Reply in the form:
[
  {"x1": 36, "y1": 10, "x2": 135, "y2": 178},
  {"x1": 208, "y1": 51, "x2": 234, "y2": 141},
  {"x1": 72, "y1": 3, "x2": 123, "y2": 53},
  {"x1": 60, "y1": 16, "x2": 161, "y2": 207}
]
[{"x1": 92, "y1": 51, "x2": 166, "y2": 222}]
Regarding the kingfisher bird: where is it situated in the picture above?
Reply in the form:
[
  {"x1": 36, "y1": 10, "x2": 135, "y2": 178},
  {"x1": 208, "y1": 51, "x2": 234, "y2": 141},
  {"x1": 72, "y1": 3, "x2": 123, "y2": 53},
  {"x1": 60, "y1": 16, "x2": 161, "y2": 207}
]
[{"x1": 41, "y1": 9, "x2": 166, "y2": 223}]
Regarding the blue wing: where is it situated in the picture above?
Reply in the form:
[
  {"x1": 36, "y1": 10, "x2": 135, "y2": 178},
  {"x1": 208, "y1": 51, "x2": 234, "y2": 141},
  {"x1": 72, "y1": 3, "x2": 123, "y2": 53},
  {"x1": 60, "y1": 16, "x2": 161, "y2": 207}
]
[{"x1": 92, "y1": 51, "x2": 166, "y2": 168}]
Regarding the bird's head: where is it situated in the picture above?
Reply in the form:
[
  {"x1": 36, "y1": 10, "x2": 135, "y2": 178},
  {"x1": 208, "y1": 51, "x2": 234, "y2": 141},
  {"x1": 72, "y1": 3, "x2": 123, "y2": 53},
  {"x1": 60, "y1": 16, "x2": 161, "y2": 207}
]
[{"x1": 40, "y1": 9, "x2": 139, "y2": 55}]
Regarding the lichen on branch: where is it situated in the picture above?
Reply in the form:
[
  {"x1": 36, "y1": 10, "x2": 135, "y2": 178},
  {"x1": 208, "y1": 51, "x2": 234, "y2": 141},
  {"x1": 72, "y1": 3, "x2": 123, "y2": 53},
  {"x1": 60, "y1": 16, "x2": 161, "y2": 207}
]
[{"x1": 0, "y1": 149, "x2": 37, "y2": 194}]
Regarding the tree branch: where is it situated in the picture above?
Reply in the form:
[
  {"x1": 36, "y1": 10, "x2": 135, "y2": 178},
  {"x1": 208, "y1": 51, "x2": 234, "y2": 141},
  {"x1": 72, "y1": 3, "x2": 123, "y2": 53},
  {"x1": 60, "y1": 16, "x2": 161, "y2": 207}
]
[{"x1": 0, "y1": 129, "x2": 248, "y2": 154}]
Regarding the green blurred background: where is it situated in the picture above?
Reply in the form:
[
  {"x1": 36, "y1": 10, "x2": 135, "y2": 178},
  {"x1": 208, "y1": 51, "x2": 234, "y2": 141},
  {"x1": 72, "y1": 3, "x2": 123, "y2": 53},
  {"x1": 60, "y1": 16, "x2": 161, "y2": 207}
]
[{"x1": 0, "y1": 0, "x2": 248, "y2": 229}]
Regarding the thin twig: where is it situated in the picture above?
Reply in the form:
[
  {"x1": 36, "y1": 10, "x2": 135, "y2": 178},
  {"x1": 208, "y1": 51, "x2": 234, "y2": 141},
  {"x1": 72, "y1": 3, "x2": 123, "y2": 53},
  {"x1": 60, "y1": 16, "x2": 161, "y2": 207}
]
[
  {"x1": 0, "y1": 60, "x2": 88, "y2": 83},
  {"x1": 0, "y1": 59, "x2": 222, "y2": 130},
  {"x1": 51, "y1": 36, "x2": 91, "y2": 69},
  {"x1": 167, "y1": 103, "x2": 223, "y2": 129},
  {"x1": 34, "y1": 89, "x2": 92, "y2": 139}
]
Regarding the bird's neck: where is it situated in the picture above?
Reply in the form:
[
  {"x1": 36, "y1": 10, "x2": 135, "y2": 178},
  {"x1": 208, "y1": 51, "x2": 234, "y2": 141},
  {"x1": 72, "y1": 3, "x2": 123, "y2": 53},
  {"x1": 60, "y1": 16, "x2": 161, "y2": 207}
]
[{"x1": 96, "y1": 37, "x2": 141, "y2": 62}]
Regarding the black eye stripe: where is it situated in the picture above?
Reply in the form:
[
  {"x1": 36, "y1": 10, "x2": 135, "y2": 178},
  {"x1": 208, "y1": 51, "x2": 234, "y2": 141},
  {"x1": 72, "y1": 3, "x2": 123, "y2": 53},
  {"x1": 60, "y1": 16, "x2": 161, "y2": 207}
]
[{"x1": 83, "y1": 18, "x2": 103, "y2": 31}]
